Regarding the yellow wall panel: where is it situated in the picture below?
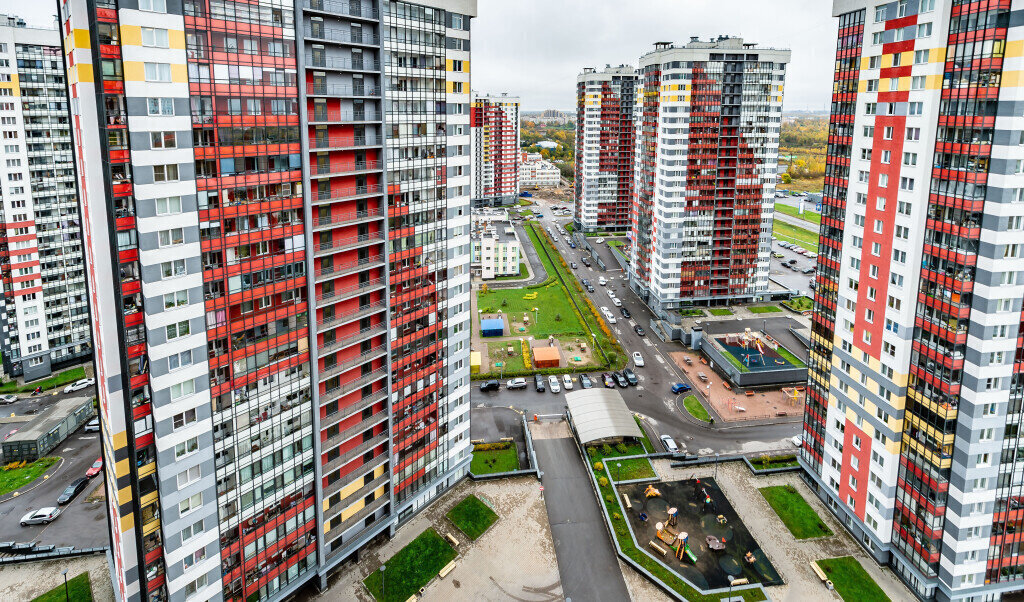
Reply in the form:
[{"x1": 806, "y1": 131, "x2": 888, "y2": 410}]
[
  {"x1": 74, "y1": 29, "x2": 92, "y2": 49},
  {"x1": 118, "y1": 484, "x2": 133, "y2": 506},
  {"x1": 120, "y1": 25, "x2": 141, "y2": 47},
  {"x1": 171, "y1": 64, "x2": 187, "y2": 83},
  {"x1": 927, "y1": 74, "x2": 943, "y2": 90},
  {"x1": 115, "y1": 458, "x2": 130, "y2": 478},
  {"x1": 169, "y1": 30, "x2": 186, "y2": 50},
  {"x1": 340, "y1": 497, "x2": 366, "y2": 521},
  {"x1": 120, "y1": 512, "x2": 134, "y2": 532},
  {"x1": 113, "y1": 429, "x2": 128, "y2": 450},
  {"x1": 123, "y1": 61, "x2": 144, "y2": 82},
  {"x1": 1007, "y1": 40, "x2": 1024, "y2": 58}
]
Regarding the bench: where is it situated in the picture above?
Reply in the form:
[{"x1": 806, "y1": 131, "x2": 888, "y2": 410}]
[
  {"x1": 648, "y1": 541, "x2": 668, "y2": 556},
  {"x1": 723, "y1": 382, "x2": 732, "y2": 391},
  {"x1": 622, "y1": 493, "x2": 632, "y2": 510},
  {"x1": 445, "y1": 532, "x2": 459, "y2": 548},
  {"x1": 438, "y1": 559, "x2": 458, "y2": 579},
  {"x1": 810, "y1": 560, "x2": 828, "y2": 582},
  {"x1": 744, "y1": 390, "x2": 755, "y2": 397}
]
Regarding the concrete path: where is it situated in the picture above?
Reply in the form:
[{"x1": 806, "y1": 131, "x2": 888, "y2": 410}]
[{"x1": 532, "y1": 425, "x2": 630, "y2": 602}]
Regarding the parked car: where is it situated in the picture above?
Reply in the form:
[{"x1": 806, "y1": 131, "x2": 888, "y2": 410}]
[
  {"x1": 579, "y1": 374, "x2": 593, "y2": 389},
  {"x1": 4, "y1": 428, "x2": 18, "y2": 441},
  {"x1": 562, "y1": 374, "x2": 574, "y2": 390},
  {"x1": 602, "y1": 373, "x2": 616, "y2": 388},
  {"x1": 63, "y1": 378, "x2": 95, "y2": 393},
  {"x1": 586, "y1": 285, "x2": 595, "y2": 293},
  {"x1": 21, "y1": 507, "x2": 61, "y2": 526},
  {"x1": 607, "y1": 289, "x2": 617, "y2": 298},
  {"x1": 623, "y1": 368, "x2": 639, "y2": 386},
  {"x1": 598, "y1": 277, "x2": 607, "y2": 286},
  {"x1": 612, "y1": 298, "x2": 622, "y2": 307},
  {"x1": 581, "y1": 257, "x2": 591, "y2": 267},
  {"x1": 671, "y1": 382, "x2": 692, "y2": 394},
  {"x1": 569, "y1": 242, "x2": 577, "y2": 249},
  {"x1": 0, "y1": 394, "x2": 17, "y2": 405},
  {"x1": 771, "y1": 252, "x2": 784, "y2": 258},
  {"x1": 581, "y1": 278, "x2": 591, "y2": 287},
  {"x1": 547, "y1": 375, "x2": 561, "y2": 394},
  {"x1": 786, "y1": 258, "x2": 798, "y2": 265},
  {"x1": 660, "y1": 435, "x2": 679, "y2": 453},
  {"x1": 613, "y1": 372, "x2": 629, "y2": 388},
  {"x1": 507, "y1": 378, "x2": 527, "y2": 390},
  {"x1": 83, "y1": 419, "x2": 100, "y2": 433},
  {"x1": 802, "y1": 267, "x2": 815, "y2": 274},
  {"x1": 809, "y1": 281, "x2": 817, "y2": 290},
  {"x1": 479, "y1": 380, "x2": 500, "y2": 393},
  {"x1": 594, "y1": 237, "x2": 605, "y2": 244},
  {"x1": 570, "y1": 262, "x2": 578, "y2": 269},
  {"x1": 58, "y1": 477, "x2": 89, "y2": 505},
  {"x1": 634, "y1": 325, "x2": 645, "y2": 336},
  {"x1": 632, "y1": 352, "x2": 645, "y2": 367},
  {"x1": 535, "y1": 374, "x2": 546, "y2": 392},
  {"x1": 86, "y1": 458, "x2": 103, "y2": 478},
  {"x1": 620, "y1": 307, "x2": 631, "y2": 319},
  {"x1": 792, "y1": 434, "x2": 804, "y2": 447}
]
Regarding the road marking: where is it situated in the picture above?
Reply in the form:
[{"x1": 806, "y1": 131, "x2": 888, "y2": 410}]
[
  {"x1": 61, "y1": 447, "x2": 74, "y2": 453},
  {"x1": 78, "y1": 436, "x2": 97, "y2": 440},
  {"x1": 643, "y1": 339, "x2": 654, "y2": 348},
  {"x1": 655, "y1": 355, "x2": 665, "y2": 364}
]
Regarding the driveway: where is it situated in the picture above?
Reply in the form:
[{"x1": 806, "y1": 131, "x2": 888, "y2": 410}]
[{"x1": 533, "y1": 429, "x2": 630, "y2": 602}]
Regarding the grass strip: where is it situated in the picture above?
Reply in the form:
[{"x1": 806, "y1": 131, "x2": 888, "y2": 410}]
[
  {"x1": 682, "y1": 395, "x2": 711, "y2": 422},
  {"x1": 816, "y1": 556, "x2": 891, "y2": 602},
  {"x1": 447, "y1": 495, "x2": 498, "y2": 541},
  {"x1": 363, "y1": 528, "x2": 457, "y2": 602},
  {"x1": 759, "y1": 485, "x2": 834, "y2": 539},
  {"x1": 0, "y1": 457, "x2": 59, "y2": 496},
  {"x1": 31, "y1": 572, "x2": 92, "y2": 602},
  {"x1": 470, "y1": 444, "x2": 519, "y2": 474}
]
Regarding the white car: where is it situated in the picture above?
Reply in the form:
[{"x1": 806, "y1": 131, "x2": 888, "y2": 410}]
[
  {"x1": 63, "y1": 378, "x2": 95, "y2": 393},
  {"x1": 594, "y1": 237, "x2": 605, "y2": 244},
  {"x1": 607, "y1": 289, "x2": 616, "y2": 299},
  {"x1": 562, "y1": 374, "x2": 573, "y2": 390},
  {"x1": 547, "y1": 375, "x2": 560, "y2": 394},
  {"x1": 0, "y1": 394, "x2": 17, "y2": 405},
  {"x1": 83, "y1": 418, "x2": 100, "y2": 433},
  {"x1": 598, "y1": 277, "x2": 607, "y2": 286},
  {"x1": 506, "y1": 378, "x2": 527, "y2": 390},
  {"x1": 660, "y1": 435, "x2": 679, "y2": 453},
  {"x1": 632, "y1": 352, "x2": 645, "y2": 367},
  {"x1": 612, "y1": 298, "x2": 622, "y2": 307},
  {"x1": 604, "y1": 312, "x2": 617, "y2": 324},
  {"x1": 20, "y1": 507, "x2": 60, "y2": 526},
  {"x1": 792, "y1": 434, "x2": 804, "y2": 447}
]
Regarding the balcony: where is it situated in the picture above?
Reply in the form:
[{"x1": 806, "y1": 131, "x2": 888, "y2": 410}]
[
  {"x1": 303, "y1": 0, "x2": 380, "y2": 21},
  {"x1": 313, "y1": 232, "x2": 385, "y2": 257},
  {"x1": 308, "y1": 110, "x2": 378, "y2": 124},
  {"x1": 305, "y1": 28, "x2": 380, "y2": 47},
  {"x1": 320, "y1": 389, "x2": 389, "y2": 431},
  {"x1": 312, "y1": 208, "x2": 385, "y2": 231},
  {"x1": 307, "y1": 82, "x2": 381, "y2": 98},
  {"x1": 318, "y1": 342, "x2": 388, "y2": 380},
  {"x1": 309, "y1": 157, "x2": 381, "y2": 174},
  {"x1": 306, "y1": 55, "x2": 381, "y2": 72},
  {"x1": 320, "y1": 367, "x2": 388, "y2": 405},
  {"x1": 323, "y1": 474, "x2": 390, "y2": 522},
  {"x1": 317, "y1": 300, "x2": 387, "y2": 330},
  {"x1": 312, "y1": 184, "x2": 384, "y2": 203},
  {"x1": 322, "y1": 432, "x2": 389, "y2": 476},
  {"x1": 315, "y1": 257, "x2": 386, "y2": 283}
]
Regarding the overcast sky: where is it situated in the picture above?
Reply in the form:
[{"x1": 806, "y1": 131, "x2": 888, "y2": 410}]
[{"x1": 15, "y1": 0, "x2": 836, "y2": 111}]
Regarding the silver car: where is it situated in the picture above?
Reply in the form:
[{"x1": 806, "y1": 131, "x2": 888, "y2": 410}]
[{"x1": 20, "y1": 507, "x2": 61, "y2": 526}]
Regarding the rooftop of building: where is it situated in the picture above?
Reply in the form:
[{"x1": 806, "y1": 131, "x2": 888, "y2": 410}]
[
  {"x1": 4, "y1": 396, "x2": 92, "y2": 443},
  {"x1": 472, "y1": 91, "x2": 521, "y2": 104},
  {"x1": 639, "y1": 35, "x2": 790, "y2": 62},
  {"x1": 578, "y1": 64, "x2": 638, "y2": 82},
  {"x1": 471, "y1": 209, "x2": 518, "y2": 243}
]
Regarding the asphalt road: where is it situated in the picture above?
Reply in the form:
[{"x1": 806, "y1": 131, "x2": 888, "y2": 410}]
[
  {"x1": 0, "y1": 386, "x2": 106, "y2": 549},
  {"x1": 768, "y1": 239, "x2": 817, "y2": 296},
  {"x1": 534, "y1": 437, "x2": 630, "y2": 602},
  {"x1": 473, "y1": 199, "x2": 802, "y2": 457}
]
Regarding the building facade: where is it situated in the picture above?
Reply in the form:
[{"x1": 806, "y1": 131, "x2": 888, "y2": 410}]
[
  {"x1": 520, "y1": 153, "x2": 560, "y2": 187},
  {"x1": 628, "y1": 37, "x2": 788, "y2": 315},
  {"x1": 470, "y1": 208, "x2": 520, "y2": 279},
  {"x1": 57, "y1": 0, "x2": 474, "y2": 600},
  {"x1": 802, "y1": 2, "x2": 1024, "y2": 601},
  {"x1": 0, "y1": 16, "x2": 91, "y2": 381},
  {"x1": 574, "y1": 65, "x2": 636, "y2": 233},
  {"x1": 470, "y1": 92, "x2": 519, "y2": 206}
]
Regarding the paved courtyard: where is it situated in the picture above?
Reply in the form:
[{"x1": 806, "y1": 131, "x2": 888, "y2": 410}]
[
  {"x1": 319, "y1": 476, "x2": 561, "y2": 602},
  {"x1": 652, "y1": 460, "x2": 909, "y2": 602},
  {"x1": 0, "y1": 553, "x2": 114, "y2": 601}
]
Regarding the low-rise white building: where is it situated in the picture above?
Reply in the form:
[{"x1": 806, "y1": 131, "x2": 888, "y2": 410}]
[
  {"x1": 471, "y1": 209, "x2": 522, "y2": 279},
  {"x1": 521, "y1": 156, "x2": 561, "y2": 188}
]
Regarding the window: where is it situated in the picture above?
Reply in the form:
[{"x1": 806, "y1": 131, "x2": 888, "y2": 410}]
[
  {"x1": 897, "y1": 201, "x2": 911, "y2": 215},
  {"x1": 159, "y1": 228, "x2": 184, "y2": 246},
  {"x1": 180, "y1": 519, "x2": 203, "y2": 544},
  {"x1": 874, "y1": 5, "x2": 886, "y2": 22},
  {"x1": 169, "y1": 350, "x2": 194, "y2": 371},
  {"x1": 900, "y1": 177, "x2": 915, "y2": 191},
  {"x1": 185, "y1": 574, "x2": 208, "y2": 598},
  {"x1": 853, "y1": 435, "x2": 862, "y2": 450},
  {"x1": 183, "y1": 547, "x2": 207, "y2": 570},
  {"x1": 914, "y1": 49, "x2": 929, "y2": 64},
  {"x1": 170, "y1": 379, "x2": 195, "y2": 400},
  {"x1": 868, "y1": 57, "x2": 880, "y2": 70},
  {"x1": 911, "y1": 76, "x2": 926, "y2": 90},
  {"x1": 163, "y1": 290, "x2": 188, "y2": 309},
  {"x1": 150, "y1": 132, "x2": 176, "y2": 149},
  {"x1": 144, "y1": 62, "x2": 172, "y2": 82},
  {"x1": 906, "y1": 127, "x2": 920, "y2": 141},
  {"x1": 878, "y1": 174, "x2": 888, "y2": 188},
  {"x1": 139, "y1": 0, "x2": 167, "y2": 11},
  {"x1": 148, "y1": 98, "x2": 174, "y2": 115},
  {"x1": 881, "y1": 150, "x2": 891, "y2": 164},
  {"x1": 161, "y1": 259, "x2": 186, "y2": 278},
  {"x1": 173, "y1": 408, "x2": 197, "y2": 429},
  {"x1": 177, "y1": 465, "x2": 201, "y2": 488},
  {"x1": 141, "y1": 28, "x2": 169, "y2": 48},
  {"x1": 866, "y1": 79, "x2": 879, "y2": 92},
  {"x1": 865, "y1": 102, "x2": 877, "y2": 115},
  {"x1": 908, "y1": 102, "x2": 923, "y2": 115},
  {"x1": 883, "y1": 126, "x2": 893, "y2": 140},
  {"x1": 920, "y1": 0, "x2": 935, "y2": 12},
  {"x1": 903, "y1": 152, "x2": 917, "y2": 166},
  {"x1": 917, "y1": 23, "x2": 932, "y2": 38},
  {"x1": 872, "y1": 32, "x2": 884, "y2": 45},
  {"x1": 153, "y1": 164, "x2": 179, "y2": 182},
  {"x1": 175, "y1": 437, "x2": 199, "y2": 459},
  {"x1": 166, "y1": 319, "x2": 191, "y2": 340},
  {"x1": 155, "y1": 196, "x2": 182, "y2": 214}
]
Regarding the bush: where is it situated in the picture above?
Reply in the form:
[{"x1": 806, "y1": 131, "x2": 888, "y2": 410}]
[
  {"x1": 598, "y1": 477, "x2": 609, "y2": 487},
  {"x1": 587, "y1": 446, "x2": 598, "y2": 458},
  {"x1": 615, "y1": 443, "x2": 628, "y2": 454},
  {"x1": 473, "y1": 442, "x2": 512, "y2": 452},
  {"x1": 601, "y1": 444, "x2": 613, "y2": 456},
  {"x1": 521, "y1": 339, "x2": 532, "y2": 370},
  {"x1": 594, "y1": 461, "x2": 604, "y2": 471},
  {"x1": 612, "y1": 512, "x2": 621, "y2": 521},
  {"x1": 785, "y1": 484, "x2": 797, "y2": 494}
]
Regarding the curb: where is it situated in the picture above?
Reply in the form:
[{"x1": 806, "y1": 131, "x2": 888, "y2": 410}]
[{"x1": 0, "y1": 456, "x2": 66, "y2": 505}]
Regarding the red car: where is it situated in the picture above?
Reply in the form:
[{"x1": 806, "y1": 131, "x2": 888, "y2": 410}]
[{"x1": 86, "y1": 457, "x2": 103, "y2": 478}]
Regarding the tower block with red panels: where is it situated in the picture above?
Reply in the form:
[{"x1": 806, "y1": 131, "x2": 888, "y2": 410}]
[{"x1": 471, "y1": 92, "x2": 520, "y2": 207}]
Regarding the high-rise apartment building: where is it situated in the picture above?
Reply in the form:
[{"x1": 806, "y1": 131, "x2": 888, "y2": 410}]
[
  {"x1": 574, "y1": 64, "x2": 636, "y2": 233},
  {"x1": 802, "y1": 2, "x2": 1024, "y2": 601},
  {"x1": 0, "y1": 16, "x2": 90, "y2": 381},
  {"x1": 628, "y1": 37, "x2": 788, "y2": 316},
  {"x1": 470, "y1": 92, "x2": 519, "y2": 206},
  {"x1": 57, "y1": 0, "x2": 474, "y2": 600}
]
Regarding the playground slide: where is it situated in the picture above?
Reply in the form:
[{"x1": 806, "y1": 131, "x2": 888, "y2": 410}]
[
  {"x1": 755, "y1": 339, "x2": 765, "y2": 355},
  {"x1": 684, "y1": 544, "x2": 697, "y2": 564}
]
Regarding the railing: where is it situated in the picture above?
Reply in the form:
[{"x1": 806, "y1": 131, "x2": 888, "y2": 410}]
[
  {"x1": 318, "y1": 341, "x2": 387, "y2": 378},
  {"x1": 320, "y1": 368, "x2": 388, "y2": 404},
  {"x1": 309, "y1": 138, "x2": 377, "y2": 151},
  {"x1": 314, "y1": 232, "x2": 385, "y2": 255},
  {"x1": 313, "y1": 208, "x2": 384, "y2": 228},
  {"x1": 304, "y1": 0, "x2": 380, "y2": 19},
  {"x1": 306, "y1": 55, "x2": 380, "y2": 71},
  {"x1": 306, "y1": 28, "x2": 380, "y2": 45},
  {"x1": 315, "y1": 256, "x2": 384, "y2": 280},
  {"x1": 322, "y1": 433, "x2": 389, "y2": 475},
  {"x1": 312, "y1": 184, "x2": 384, "y2": 203},
  {"x1": 307, "y1": 83, "x2": 380, "y2": 97},
  {"x1": 315, "y1": 276, "x2": 386, "y2": 302},
  {"x1": 309, "y1": 110, "x2": 372, "y2": 122},
  {"x1": 317, "y1": 301, "x2": 387, "y2": 330}
]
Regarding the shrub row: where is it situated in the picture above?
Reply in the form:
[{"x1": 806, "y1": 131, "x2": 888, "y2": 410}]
[{"x1": 473, "y1": 442, "x2": 512, "y2": 452}]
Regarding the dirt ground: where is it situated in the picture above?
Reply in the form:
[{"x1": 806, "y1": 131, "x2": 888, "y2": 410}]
[
  {"x1": 0, "y1": 554, "x2": 114, "y2": 601},
  {"x1": 669, "y1": 350, "x2": 804, "y2": 422},
  {"x1": 320, "y1": 476, "x2": 561, "y2": 602}
]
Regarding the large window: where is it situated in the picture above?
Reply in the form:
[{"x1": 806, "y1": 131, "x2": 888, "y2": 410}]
[{"x1": 144, "y1": 62, "x2": 172, "y2": 82}]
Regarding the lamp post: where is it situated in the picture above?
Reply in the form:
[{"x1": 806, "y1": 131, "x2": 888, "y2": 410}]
[
  {"x1": 533, "y1": 307, "x2": 539, "y2": 324},
  {"x1": 380, "y1": 565, "x2": 386, "y2": 601},
  {"x1": 715, "y1": 453, "x2": 720, "y2": 479},
  {"x1": 61, "y1": 569, "x2": 68, "y2": 602}
]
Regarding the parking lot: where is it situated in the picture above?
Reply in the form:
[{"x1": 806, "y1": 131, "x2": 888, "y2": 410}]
[
  {"x1": 769, "y1": 240, "x2": 817, "y2": 296},
  {"x1": 0, "y1": 388, "x2": 105, "y2": 549}
]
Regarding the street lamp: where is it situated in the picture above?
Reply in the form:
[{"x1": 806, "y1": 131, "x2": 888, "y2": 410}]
[
  {"x1": 61, "y1": 569, "x2": 68, "y2": 602},
  {"x1": 715, "y1": 453, "x2": 720, "y2": 479},
  {"x1": 533, "y1": 307, "x2": 539, "y2": 324},
  {"x1": 380, "y1": 565, "x2": 386, "y2": 601}
]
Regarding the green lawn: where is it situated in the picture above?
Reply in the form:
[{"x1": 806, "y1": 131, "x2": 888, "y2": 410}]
[
  {"x1": 817, "y1": 556, "x2": 891, "y2": 602},
  {"x1": 772, "y1": 220, "x2": 820, "y2": 253},
  {"x1": 471, "y1": 444, "x2": 519, "y2": 474},
  {"x1": 492, "y1": 262, "x2": 530, "y2": 281},
  {"x1": 364, "y1": 528, "x2": 457, "y2": 602},
  {"x1": 446, "y1": 494, "x2": 498, "y2": 541},
  {"x1": 679, "y1": 308, "x2": 706, "y2": 317},
  {"x1": 784, "y1": 296, "x2": 814, "y2": 311},
  {"x1": 708, "y1": 308, "x2": 733, "y2": 316},
  {"x1": 683, "y1": 395, "x2": 711, "y2": 422},
  {"x1": 0, "y1": 367, "x2": 87, "y2": 394},
  {"x1": 749, "y1": 305, "x2": 782, "y2": 314},
  {"x1": 777, "y1": 177, "x2": 823, "y2": 193},
  {"x1": 485, "y1": 342, "x2": 527, "y2": 373},
  {"x1": 774, "y1": 203, "x2": 822, "y2": 225},
  {"x1": 759, "y1": 485, "x2": 833, "y2": 539},
  {"x1": 775, "y1": 344, "x2": 807, "y2": 368},
  {"x1": 607, "y1": 457, "x2": 656, "y2": 481},
  {"x1": 478, "y1": 284, "x2": 585, "y2": 339},
  {"x1": 31, "y1": 572, "x2": 92, "y2": 602},
  {"x1": 633, "y1": 415, "x2": 654, "y2": 452},
  {"x1": 0, "y1": 457, "x2": 59, "y2": 496},
  {"x1": 586, "y1": 440, "x2": 648, "y2": 460}
]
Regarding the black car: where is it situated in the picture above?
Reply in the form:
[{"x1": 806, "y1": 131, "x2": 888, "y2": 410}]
[
  {"x1": 479, "y1": 380, "x2": 500, "y2": 392},
  {"x1": 586, "y1": 285, "x2": 595, "y2": 293},
  {"x1": 579, "y1": 374, "x2": 593, "y2": 389},
  {"x1": 634, "y1": 325, "x2": 645, "y2": 336},
  {"x1": 623, "y1": 368, "x2": 639, "y2": 386},
  {"x1": 571, "y1": 262, "x2": 578, "y2": 269},
  {"x1": 534, "y1": 374, "x2": 546, "y2": 392},
  {"x1": 57, "y1": 477, "x2": 89, "y2": 505},
  {"x1": 620, "y1": 307, "x2": 631, "y2": 319},
  {"x1": 581, "y1": 257, "x2": 591, "y2": 267},
  {"x1": 613, "y1": 372, "x2": 629, "y2": 388},
  {"x1": 581, "y1": 278, "x2": 591, "y2": 287}
]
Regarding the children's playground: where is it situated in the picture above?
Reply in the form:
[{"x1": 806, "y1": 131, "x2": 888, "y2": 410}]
[
  {"x1": 619, "y1": 477, "x2": 783, "y2": 590},
  {"x1": 714, "y1": 329, "x2": 802, "y2": 373}
]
